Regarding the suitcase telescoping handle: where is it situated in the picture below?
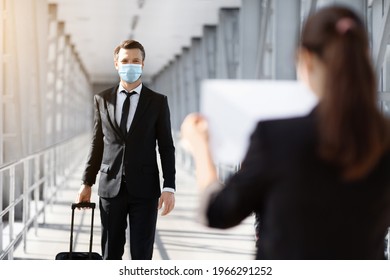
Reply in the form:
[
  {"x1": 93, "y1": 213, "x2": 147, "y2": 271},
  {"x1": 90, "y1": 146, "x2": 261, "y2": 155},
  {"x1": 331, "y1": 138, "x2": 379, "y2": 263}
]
[
  {"x1": 72, "y1": 202, "x2": 96, "y2": 209},
  {"x1": 69, "y1": 202, "x2": 96, "y2": 259}
]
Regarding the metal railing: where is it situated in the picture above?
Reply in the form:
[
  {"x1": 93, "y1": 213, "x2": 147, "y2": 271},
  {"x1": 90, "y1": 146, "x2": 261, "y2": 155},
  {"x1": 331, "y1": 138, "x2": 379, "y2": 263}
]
[{"x1": 0, "y1": 133, "x2": 90, "y2": 260}]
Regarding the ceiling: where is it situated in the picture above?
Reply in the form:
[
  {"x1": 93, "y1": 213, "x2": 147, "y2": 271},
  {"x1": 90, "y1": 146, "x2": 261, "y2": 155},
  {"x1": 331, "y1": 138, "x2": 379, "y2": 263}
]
[{"x1": 49, "y1": 0, "x2": 242, "y2": 84}]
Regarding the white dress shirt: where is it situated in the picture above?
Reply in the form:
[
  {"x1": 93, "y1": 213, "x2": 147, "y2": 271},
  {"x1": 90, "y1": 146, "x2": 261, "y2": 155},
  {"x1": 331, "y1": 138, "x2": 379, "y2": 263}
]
[{"x1": 115, "y1": 83, "x2": 142, "y2": 131}]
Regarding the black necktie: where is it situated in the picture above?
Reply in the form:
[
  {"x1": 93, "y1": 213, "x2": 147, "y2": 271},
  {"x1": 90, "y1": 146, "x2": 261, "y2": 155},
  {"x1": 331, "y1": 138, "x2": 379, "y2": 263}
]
[{"x1": 120, "y1": 90, "x2": 136, "y2": 136}]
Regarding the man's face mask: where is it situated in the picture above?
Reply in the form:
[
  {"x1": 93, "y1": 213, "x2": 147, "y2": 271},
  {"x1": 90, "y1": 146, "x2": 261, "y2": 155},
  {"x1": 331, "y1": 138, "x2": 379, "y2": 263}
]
[{"x1": 118, "y1": 64, "x2": 142, "y2": 83}]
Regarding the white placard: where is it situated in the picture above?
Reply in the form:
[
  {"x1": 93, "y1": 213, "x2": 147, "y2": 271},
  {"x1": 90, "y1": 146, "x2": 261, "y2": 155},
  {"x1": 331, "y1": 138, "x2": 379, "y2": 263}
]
[{"x1": 200, "y1": 79, "x2": 318, "y2": 165}]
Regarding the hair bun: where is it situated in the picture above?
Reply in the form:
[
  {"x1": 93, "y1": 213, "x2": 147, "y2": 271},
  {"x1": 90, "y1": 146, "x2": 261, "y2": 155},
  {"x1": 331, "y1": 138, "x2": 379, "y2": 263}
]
[{"x1": 336, "y1": 17, "x2": 356, "y2": 34}]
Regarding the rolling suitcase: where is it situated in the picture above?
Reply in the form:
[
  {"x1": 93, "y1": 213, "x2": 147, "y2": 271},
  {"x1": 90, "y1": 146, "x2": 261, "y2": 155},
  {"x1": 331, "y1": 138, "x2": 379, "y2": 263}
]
[{"x1": 55, "y1": 202, "x2": 102, "y2": 260}]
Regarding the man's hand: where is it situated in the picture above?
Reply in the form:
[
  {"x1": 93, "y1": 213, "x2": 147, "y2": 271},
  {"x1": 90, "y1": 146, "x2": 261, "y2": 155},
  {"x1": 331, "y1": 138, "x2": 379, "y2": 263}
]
[
  {"x1": 158, "y1": 191, "x2": 175, "y2": 216},
  {"x1": 76, "y1": 184, "x2": 92, "y2": 205}
]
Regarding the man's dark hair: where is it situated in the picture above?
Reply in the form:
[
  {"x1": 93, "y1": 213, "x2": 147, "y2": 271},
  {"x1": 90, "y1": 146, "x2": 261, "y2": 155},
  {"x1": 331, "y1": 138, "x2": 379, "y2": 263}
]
[{"x1": 114, "y1": 40, "x2": 145, "y2": 61}]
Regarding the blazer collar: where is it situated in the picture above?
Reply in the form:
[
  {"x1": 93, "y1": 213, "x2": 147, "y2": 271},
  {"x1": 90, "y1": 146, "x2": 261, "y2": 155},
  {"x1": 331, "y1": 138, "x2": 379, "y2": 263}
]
[
  {"x1": 105, "y1": 85, "x2": 122, "y2": 137},
  {"x1": 127, "y1": 85, "x2": 152, "y2": 136}
]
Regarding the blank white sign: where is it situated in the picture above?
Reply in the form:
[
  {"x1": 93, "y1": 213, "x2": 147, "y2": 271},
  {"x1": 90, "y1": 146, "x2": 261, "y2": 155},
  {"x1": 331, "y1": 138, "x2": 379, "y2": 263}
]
[{"x1": 200, "y1": 79, "x2": 318, "y2": 165}]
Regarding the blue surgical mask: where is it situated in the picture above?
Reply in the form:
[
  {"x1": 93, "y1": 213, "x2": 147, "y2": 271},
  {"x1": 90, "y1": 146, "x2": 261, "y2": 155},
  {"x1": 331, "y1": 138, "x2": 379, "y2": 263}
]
[{"x1": 118, "y1": 64, "x2": 142, "y2": 83}]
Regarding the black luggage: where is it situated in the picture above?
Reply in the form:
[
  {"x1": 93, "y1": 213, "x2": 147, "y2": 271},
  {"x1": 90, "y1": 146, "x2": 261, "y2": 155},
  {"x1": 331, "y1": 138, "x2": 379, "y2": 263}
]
[{"x1": 55, "y1": 202, "x2": 102, "y2": 260}]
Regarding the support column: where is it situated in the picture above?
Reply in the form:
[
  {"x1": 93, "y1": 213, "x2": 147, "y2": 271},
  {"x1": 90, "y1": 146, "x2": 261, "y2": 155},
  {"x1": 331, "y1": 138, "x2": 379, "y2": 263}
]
[
  {"x1": 273, "y1": 0, "x2": 301, "y2": 80},
  {"x1": 190, "y1": 38, "x2": 202, "y2": 112},
  {"x1": 168, "y1": 61, "x2": 180, "y2": 131},
  {"x1": 182, "y1": 47, "x2": 196, "y2": 114},
  {"x1": 55, "y1": 22, "x2": 65, "y2": 143},
  {"x1": 202, "y1": 25, "x2": 218, "y2": 79},
  {"x1": 46, "y1": 3, "x2": 59, "y2": 147},
  {"x1": 239, "y1": 0, "x2": 263, "y2": 79},
  {"x1": 216, "y1": 8, "x2": 240, "y2": 79},
  {"x1": 174, "y1": 55, "x2": 186, "y2": 126},
  {"x1": 371, "y1": 0, "x2": 390, "y2": 78},
  {"x1": 383, "y1": 47, "x2": 390, "y2": 115}
]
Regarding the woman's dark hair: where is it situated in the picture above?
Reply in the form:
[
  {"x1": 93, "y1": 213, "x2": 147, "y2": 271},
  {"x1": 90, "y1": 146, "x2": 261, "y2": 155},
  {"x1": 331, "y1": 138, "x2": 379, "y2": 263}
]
[
  {"x1": 114, "y1": 39, "x2": 146, "y2": 61},
  {"x1": 300, "y1": 6, "x2": 388, "y2": 180}
]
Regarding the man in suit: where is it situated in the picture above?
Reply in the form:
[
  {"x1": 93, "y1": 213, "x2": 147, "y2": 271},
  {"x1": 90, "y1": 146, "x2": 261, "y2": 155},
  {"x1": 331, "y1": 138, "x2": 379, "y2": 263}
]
[{"x1": 76, "y1": 40, "x2": 176, "y2": 260}]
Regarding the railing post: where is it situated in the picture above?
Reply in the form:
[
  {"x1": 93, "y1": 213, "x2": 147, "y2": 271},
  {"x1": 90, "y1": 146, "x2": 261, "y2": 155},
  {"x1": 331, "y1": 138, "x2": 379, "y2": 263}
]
[
  {"x1": 22, "y1": 160, "x2": 29, "y2": 252},
  {"x1": 43, "y1": 152, "x2": 48, "y2": 210},
  {"x1": 34, "y1": 156, "x2": 40, "y2": 234},
  {"x1": 0, "y1": 172, "x2": 3, "y2": 253},
  {"x1": 50, "y1": 148, "x2": 56, "y2": 203},
  {"x1": 8, "y1": 166, "x2": 15, "y2": 259}
]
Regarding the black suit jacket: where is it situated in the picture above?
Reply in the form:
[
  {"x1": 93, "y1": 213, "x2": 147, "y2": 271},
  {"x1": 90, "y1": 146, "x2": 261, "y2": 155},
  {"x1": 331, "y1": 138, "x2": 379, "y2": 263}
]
[
  {"x1": 82, "y1": 85, "x2": 175, "y2": 199},
  {"x1": 205, "y1": 110, "x2": 390, "y2": 259}
]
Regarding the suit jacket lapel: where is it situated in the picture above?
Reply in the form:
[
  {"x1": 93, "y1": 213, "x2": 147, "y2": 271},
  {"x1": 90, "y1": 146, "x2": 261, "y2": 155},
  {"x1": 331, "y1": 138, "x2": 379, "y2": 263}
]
[
  {"x1": 105, "y1": 86, "x2": 122, "y2": 137},
  {"x1": 128, "y1": 86, "x2": 152, "y2": 136}
]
